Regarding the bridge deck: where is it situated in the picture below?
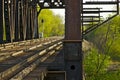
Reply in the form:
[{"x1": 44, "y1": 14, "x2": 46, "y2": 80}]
[{"x1": 23, "y1": 49, "x2": 64, "y2": 80}]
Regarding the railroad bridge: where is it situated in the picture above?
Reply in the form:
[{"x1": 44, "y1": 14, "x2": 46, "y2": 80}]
[{"x1": 0, "y1": 0, "x2": 120, "y2": 80}]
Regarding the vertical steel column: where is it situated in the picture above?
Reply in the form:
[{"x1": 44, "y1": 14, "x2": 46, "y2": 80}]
[
  {"x1": 21, "y1": 0, "x2": 25, "y2": 40},
  {"x1": 117, "y1": 0, "x2": 119, "y2": 14},
  {"x1": 31, "y1": 6, "x2": 35, "y2": 39},
  {"x1": 0, "y1": 0, "x2": 3, "y2": 43},
  {"x1": 15, "y1": 0, "x2": 20, "y2": 41},
  {"x1": 34, "y1": 4, "x2": 39, "y2": 39},
  {"x1": 21, "y1": 0, "x2": 27, "y2": 40},
  {"x1": 64, "y1": 0, "x2": 83, "y2": 80},
  {"x1": 30, "y1": 7, "x2": 34, "y2": 39},
  {"x1": 9, "y1": 0, "x2": 15, "y2": 42},
  {"x1": 33, "y1": 0, "x2": 39, "y2": 38},
  {"x1": 12, "y1": 0, "x2": 16, "y2": 42},
  {"x1": 26, "y1": 1, "x2": 30, "y2": 40},
  {"x1": 18, "y1": 0, "x2": 21, "y2": 40},
  {"x1": 26, "y1": 1, "x2": 32, "y2": 40},
  {"x1": 4, "y1": 0, "x2": 11, "y2": 43},
  {"x1": 19, "y1": 0, "x2": 24, "y2": 40},
  {"x1": 26, "y1": 6, "x2": 31, "y2": 40}
]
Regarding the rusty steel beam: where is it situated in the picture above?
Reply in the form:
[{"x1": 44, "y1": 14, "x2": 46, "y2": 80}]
[
  {"x1": 29, "y1": 0, "x2": 39, "y2": 39},
  {"x1": 83, "y1": 0, "x2": 119, "y2": 35},
  {"x1": 37, "y1": 8, "x2": 41, "y2": 16},
  {"x1": 8, "y1": 0, "x2": 16, "y2": 43},
  {"x1": 15, "y1": 0, "x2": 20, "y2": 41},
  {"x1": 82, "y1": 16, "x2": 102, "y2": 18},
  {"x1": 19, "y1": 0, "x2": 24, "y2": 41},
  {"x1": 34, "y1": 0, "x2": 38, "y2": 39},
  {"x1": 83, "y1": 14, "x2": 118, "y2": 35},
  {"x1": 83, "y1": 8, "x2": 102, "y2": 10},
  {"x1": 27, "y1": 0, "x2": 34, "y2": 40},
  {"x1": 0, "y1": 0, "x2": 4, "y2": 44},
  {"x1": 31, "y1": 6, "x2": 35, "y2": 39},
  {"x1": 34, "y1": 6, "x2": 39, "y2": 39},
  {"x1": 26, "y1": 5, "x2": 32, "y2": 40},
  {"x1": 65, "y1": 0, "x2": 81, "y2": 40},
  {"x1": 4, "y1": 0, "x2": 11, "y2": 43},
  {"x1": 117, "y1": 0, "x2": 119, "y2": 14},
  {"x1": 82, "y1": 20, "x2": 100, "y2": 23},
  {"x1": 21, "y1": 0, "x2": 27, "y2": 40},
  {"x1": 84, "y1": 1, "x2": 118, "y2": 5},
  {"x1": 38, "y1": 0, "x2": 65, "y2": 9},
  {"x1": 64, "y1": 0, "x2": 83, "y2": 80},
  {"x1": 83, "y1": 10, "x2": 117, "y2": 13}
]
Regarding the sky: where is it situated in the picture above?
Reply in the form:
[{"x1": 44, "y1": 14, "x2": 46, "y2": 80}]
[
  {"x1": 51, "y1": 9, "x2": 65, "y2": 17},
  {"x1": 51, "y1": 0, "x2": 118, "y2": 21},
  {"x1": 51, "y1": 9, "x2": 65, "y2": 23}
]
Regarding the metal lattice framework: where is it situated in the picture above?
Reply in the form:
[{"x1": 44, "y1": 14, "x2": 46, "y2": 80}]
[
  {"x1": 0, "y1": 0, "x2": 119, "y2": 44},
  {"x1": 0, "y1": 0, "x2": 120, "y2": 80}
]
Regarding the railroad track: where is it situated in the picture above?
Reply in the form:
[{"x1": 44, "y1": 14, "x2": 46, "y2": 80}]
[
  {"x1": 0, "y1": 37, "x2": 61, "y2": 62},
  {"x1": 0, "y1": 37, "x2": 59, "y2": 51},
  {"x1": 0, "y1": 37, "x2": 63, "y2": 80}
]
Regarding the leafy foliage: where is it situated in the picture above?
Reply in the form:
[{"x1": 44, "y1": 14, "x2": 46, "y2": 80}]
[
  {"x1": 38, "y1": 9, "x2": 64, "y2": 37},
  {"x1": 84, "y1": 48, "x2": 111, "y2": 80},
  {"x1": 84, "y1": 15, "x2": 120, "y2": 79},
  {"x1": 85, "y1": 15, "x2": 120, "y2": 58}
]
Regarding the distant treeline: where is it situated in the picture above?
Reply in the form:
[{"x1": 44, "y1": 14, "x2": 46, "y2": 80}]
[
  {"x1": 38, "y1": 9, "x2": 64, "y2": 37},
  {"x1": 84, "y1": 15, "x2": 120, "y2": 80}
]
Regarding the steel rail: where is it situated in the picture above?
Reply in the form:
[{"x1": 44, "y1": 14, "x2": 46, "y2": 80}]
[
  {"x1": 0, "y1": 39, "x2": 62, "y2": 80},
  {"x1": 0, "y1": 37, "x2": 61, "y2": 62},
  {"x1": 10, "y1": 44, "x2": 62, "y2": 80},
  {"x1": 0, "y1": 37, "x2": 58, "y2": 50}
]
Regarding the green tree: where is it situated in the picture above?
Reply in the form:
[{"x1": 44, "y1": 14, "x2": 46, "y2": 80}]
[
  {"x1": 38, "y1": 9, "x2": 64, "y2": 37},
  {"x1": 84, "y1": 15, "x2": 120, "y2": 80},
  {"x1": 84, "y1": 48, "x2": 110, "y2": 80}
]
